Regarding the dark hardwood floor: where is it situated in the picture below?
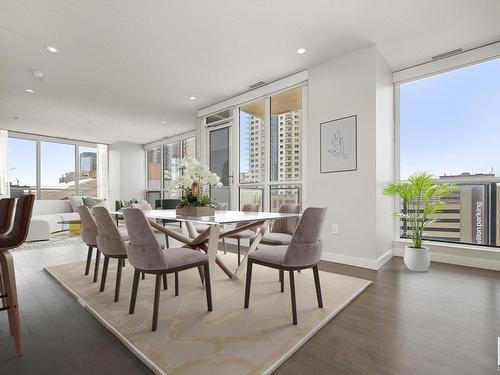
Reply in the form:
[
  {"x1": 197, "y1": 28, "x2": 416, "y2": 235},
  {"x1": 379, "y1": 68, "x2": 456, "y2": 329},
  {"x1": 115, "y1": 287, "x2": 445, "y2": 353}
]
[{"x1": 1, "y1": 243, "x2": 499, "y2": 374}]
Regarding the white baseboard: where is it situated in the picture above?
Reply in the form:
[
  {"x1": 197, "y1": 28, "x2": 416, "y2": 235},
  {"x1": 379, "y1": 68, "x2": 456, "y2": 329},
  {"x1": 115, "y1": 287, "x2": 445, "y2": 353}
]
[
  {"x1": 321, "y1": 249, "x2": 394, "y2": 270},
  {"x1": 393, "y1": 247, "x2": 500, "y2": 271}
]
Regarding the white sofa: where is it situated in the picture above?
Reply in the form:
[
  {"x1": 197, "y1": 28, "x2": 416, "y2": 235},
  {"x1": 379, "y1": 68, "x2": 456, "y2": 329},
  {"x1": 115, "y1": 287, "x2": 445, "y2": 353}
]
[{"x1": 26, "y1": 200, "x2": 81, "y2": 241}]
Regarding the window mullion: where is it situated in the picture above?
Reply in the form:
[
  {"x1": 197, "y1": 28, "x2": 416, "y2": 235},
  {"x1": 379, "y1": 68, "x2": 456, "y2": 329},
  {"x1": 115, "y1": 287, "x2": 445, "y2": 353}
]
[
  {"x1": 264, "y1": 96, "x2": 271, "y2": 212},
  {"x1": 75, "y1": 145, "x2": 80, "y2": 195},
  {"x1": 36, "y1": 140, "x2": 41, "y2": 198}
]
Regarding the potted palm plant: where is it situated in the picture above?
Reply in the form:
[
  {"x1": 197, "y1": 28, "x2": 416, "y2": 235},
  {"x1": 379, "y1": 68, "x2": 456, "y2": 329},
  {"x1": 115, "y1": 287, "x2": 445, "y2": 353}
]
[
  {"x1": 384, "y1": 172, "x2": 457, "y2": 271},
  {"x1": 171, "y1": 157, "x2": 223, "y2": 216}
]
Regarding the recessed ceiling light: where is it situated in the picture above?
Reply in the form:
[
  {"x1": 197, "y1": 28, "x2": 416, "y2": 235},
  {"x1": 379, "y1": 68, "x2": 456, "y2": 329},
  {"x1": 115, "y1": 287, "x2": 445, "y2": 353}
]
[
  {"x1": 32, "y1": 70, "x2": 44, "y2": 79},
  {"x1": 45, "y1": 46, "x2": 59, "y2": 54},
  {"x1": 24, "y1": 89, "x2": 35, "y2": 94},
  {"x1": 161, "y1": 120, "x2": 167, "y2": 124},
  {"x1": 189, "y1": 96, "x2": 196, "y2": 100},
  {"x1": 296, "y1": 48, "x2": 306, "y2": 55}
]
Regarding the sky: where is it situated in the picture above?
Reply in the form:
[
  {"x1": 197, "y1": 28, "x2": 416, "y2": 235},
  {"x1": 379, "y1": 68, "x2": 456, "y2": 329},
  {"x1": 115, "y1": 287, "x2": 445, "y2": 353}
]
[
  {"x1": 8, "y1": 139, "x2": 95, "y2": 187},
  {"x1": 400, "y1": 57, "x2": 500, "y2": 179}
]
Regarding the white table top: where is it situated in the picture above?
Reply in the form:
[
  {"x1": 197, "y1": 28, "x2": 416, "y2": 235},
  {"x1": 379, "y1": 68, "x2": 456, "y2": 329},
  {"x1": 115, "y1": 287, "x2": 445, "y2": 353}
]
[{"x1": 111, "y1": 209, "x2": 301, "y2": 225}]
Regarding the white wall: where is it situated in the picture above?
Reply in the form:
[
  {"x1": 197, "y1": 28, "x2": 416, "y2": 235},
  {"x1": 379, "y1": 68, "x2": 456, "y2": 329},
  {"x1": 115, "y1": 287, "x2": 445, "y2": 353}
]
[
  {"x1": 307, "y1": 45, "x2": 395, "y2": 269},
  {"x1": 108, "y1": 142, "x2": 145, "y2": 205}
]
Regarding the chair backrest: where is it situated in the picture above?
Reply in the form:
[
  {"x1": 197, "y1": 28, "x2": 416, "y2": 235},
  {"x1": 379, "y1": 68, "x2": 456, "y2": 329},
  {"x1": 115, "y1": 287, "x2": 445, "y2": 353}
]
[
  {"x1": 0, "y1": 194, "x2": 35, "y2": 249},
  {"x1": 93, "y1": 206, "x2": 127, "y2": 257},
  {"x1": 131, "y1": 201, "x2": 152, "y2": 211},
  {"x1": 0, "y1": 198, "x2": 16, "y2": 235},
  {"x1": 215, "y1": 202, "x2": 228, "y2": 210},
  {"x1": 236, "y1": 203, "x2": 260, "y2": 228},
  {"x1": 155, "y1": 199, "x2": 180, "y2": 209},
  {"x1": 284, "y1": 207, "x2": 327, "y2": 267},
  {"x1": 272, "y1": 204, "x2": 301, "y2": 235},
  {"x1": 77, "y1": 205, "x2": 98, "y2": 246},
  {"x1": 122, "y1": 208, "x2": 168, "y2": 271}
]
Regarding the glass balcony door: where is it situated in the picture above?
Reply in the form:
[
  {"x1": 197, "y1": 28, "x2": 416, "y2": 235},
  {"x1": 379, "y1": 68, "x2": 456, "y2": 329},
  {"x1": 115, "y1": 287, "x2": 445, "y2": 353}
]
[{"x1": 209, "y1": 124, "x2": 232, "y2": 209}]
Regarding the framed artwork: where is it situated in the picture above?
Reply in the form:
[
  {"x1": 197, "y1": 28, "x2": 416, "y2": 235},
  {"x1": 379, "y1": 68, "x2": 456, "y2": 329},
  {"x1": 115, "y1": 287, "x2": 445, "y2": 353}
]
[{"x1": 320, "y1": 115, "x2": 357, "y2": 173}]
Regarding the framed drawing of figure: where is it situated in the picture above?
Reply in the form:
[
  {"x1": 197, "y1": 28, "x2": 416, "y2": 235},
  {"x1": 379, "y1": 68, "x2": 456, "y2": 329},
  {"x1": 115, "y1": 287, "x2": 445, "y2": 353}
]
[{"x1": 320, "y1": 115, "x2": 357, "y2": 173}]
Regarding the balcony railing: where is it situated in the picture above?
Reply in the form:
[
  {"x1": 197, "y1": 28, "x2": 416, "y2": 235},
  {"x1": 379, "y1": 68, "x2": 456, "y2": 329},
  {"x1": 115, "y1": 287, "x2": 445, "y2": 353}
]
[{"x1": 400, "y1": 178, "x2": 499, "y2": 247}]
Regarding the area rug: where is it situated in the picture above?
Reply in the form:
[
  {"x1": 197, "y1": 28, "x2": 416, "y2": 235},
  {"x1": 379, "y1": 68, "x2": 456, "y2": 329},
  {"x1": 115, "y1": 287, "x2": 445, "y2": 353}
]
[
  {"x1": 46, "y1": 254, "x2": 370, "y2": 375},
  {"x1": 17, "y1": 231, "x2": 84, "y2": 251}
]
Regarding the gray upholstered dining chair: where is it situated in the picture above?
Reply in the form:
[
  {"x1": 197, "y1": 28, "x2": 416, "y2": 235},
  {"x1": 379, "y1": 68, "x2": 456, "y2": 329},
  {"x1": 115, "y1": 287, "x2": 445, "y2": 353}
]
[
  {"x1": 131, "y1": 201, "x2": 153, "y2": 211},
  {"x1": 77, "y1": 205, "x2": 100, "y2": 282},
  {"x1": 123, "y1": 208, "x2": 213, "y2": 331},
  {"x1": 132, "y1": 201, "x2": 172, "y2": 247},
  {"x1": 93, "y1": 206, "x2": 139, "y2": 302},
  {"x1": 244, "y1": 207, "x2": 327, "y2": 324},
  {"x1": 226, "y1": 203, "x2": 260, "y2": 265},
  {"x1": 260, "y1": 204, "x2": 301, "y2": 246}
]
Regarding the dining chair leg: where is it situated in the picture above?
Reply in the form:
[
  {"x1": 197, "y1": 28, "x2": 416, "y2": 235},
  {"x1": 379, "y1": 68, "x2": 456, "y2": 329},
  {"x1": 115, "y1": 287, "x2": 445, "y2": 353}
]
[
  {"x1": 121, "y1": 258, "x2": 126, "y2": 267},
  {"x1": 203, "y1": 263, "x2": 212, "y2": 311},
  {"x1": 222, "y1": 238, "x2": 227, "y2": 254},
  {"x1": 100, "y1": 256, "x2": 109, "y2": 292},
  {"x1": 0, "y1": 252, "x2": 23, "y2": 356},
  {"x1": 129, "y1": 269, "x2": 140, "y2": 314},
  {"x1": 152, "y1": 274, "x2": 162, "y2": 331},
  {"x1": 165, "y1": 234, "x2": 170, "y2": 248},
  {"x1": 313, "y1": 265, "x2": 323, "y2": 308},
  {"x1": 141, "y1": 272, "x2": 145, "y2": 280},
  {"x1": 174, "y1": 272, "x2": 179, "y2": 296},
  {"x1": 289, "y1": 270, "x2": 297, "y2": 325},
  {"x1": 93, "y1": 250, "x2": 101, "y2": 283},
  {"x1": 85, "y1": 246, "x2": 93, "y2": 275},
  {"x1": 244, "y1": 260, "x2": 253, "y2": 308},
  {"x1": 237, "y1": 238, "x2": 241, "y2": 265},
  {"x1": 0, "y1": 274, "x2": 7, "y2": 309},
  {"x1": 197, "y1": 266, "x2": 205, "y2": 286},
  {"x1": 162, "y1": 274, "x2": 168, "y2": 290},
  {"x1": 114, "y1": 259, "x2": 123, "y2": 302},
  {"x1": 279, "y1": 269, "x2": 284, "y2": 292}
]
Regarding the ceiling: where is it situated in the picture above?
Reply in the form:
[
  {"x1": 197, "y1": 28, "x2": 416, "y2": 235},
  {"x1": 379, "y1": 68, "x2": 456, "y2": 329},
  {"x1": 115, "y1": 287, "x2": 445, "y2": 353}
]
[{"x1": 1, "y1": 0, "x2": 499, "y2": 144}]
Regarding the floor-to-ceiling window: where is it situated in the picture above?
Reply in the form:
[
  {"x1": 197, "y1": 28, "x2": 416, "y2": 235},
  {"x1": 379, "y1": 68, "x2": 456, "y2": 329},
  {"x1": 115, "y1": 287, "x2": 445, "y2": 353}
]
[
  {"x1": 7, "y1": 134, "x2": 101, "y2": 199},
  {"x1": 79, "y1": 146, "x2": 98, "y2": 197},
  {"x1": 398, "y1": 57, "x2": 500, "y2": 247},
  {"x1": 145, "y1": 135, "x2": 197, "y2": 206},
  {"x1": 8, "y1": 137, "x2": 37, "y2": 197},
  {"x1": 40, "y1": 141, "x2": 76, "y2": 199},
  {"x1": 269, "y1": 87, "x2": 302, "y2": 212},
  {"x1": 239, "y1": 99, "x2": 265, "y2": 210},
  {"x1": 203, "y1": 85, "x2": 305, "y2": 212}
]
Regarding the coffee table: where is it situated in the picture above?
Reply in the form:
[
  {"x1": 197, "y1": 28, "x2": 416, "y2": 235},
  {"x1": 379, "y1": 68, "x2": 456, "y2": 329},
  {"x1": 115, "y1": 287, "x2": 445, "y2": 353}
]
[{"x1": 58, "y1": 220, "x2": 82, "y2": 235}]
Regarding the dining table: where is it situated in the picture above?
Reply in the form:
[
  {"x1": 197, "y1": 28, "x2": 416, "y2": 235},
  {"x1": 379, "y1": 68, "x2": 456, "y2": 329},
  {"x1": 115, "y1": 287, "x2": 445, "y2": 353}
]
[{"x1": 111, "y1": 209, "x2": 301, "y2": 282}]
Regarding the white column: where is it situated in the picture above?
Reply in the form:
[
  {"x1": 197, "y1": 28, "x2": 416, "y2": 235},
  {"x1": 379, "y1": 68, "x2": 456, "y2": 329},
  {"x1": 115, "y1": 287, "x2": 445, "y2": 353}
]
[
  {"x1": 0, "y1": 130, "x2": 9, "y2": 197},
  {"x1": 97, "y1": 144, "x2": 108, "y2": 201}
]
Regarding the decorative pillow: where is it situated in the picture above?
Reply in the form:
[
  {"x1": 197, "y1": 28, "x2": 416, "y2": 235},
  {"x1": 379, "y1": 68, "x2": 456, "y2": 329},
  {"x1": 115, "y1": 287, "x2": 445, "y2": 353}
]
[
  {"x1": 82, "y1": 196, "x2": 104, "y2": 208},
  {"x1": 68, "y1": 195, "x2": 84, "y2": 212}
]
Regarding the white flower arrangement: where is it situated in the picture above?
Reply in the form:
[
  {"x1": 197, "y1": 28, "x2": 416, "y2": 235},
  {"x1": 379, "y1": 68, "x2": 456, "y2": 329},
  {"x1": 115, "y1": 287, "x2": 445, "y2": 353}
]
[{"x1": 171, "y1": 157, "x2": 223, "y2": 207}]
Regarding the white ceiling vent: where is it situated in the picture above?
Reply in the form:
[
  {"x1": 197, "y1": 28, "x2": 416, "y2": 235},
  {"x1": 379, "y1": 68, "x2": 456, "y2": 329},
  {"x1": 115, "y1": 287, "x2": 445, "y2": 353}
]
[{"x1": 249, "y1": 81, "x2": 266, "y2": 89}]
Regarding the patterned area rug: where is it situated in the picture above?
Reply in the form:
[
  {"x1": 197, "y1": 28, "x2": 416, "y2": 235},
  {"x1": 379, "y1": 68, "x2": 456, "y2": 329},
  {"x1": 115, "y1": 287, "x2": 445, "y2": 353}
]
[
  {"x1": 18, "y1": 224, "x2": 171, "y2": 251},
  {"x1": 46, "y1": 254, "x2": 370, "y2": 375},
  {"x1": 17, "y1": 231, "x2": 84, "y2": 251}
]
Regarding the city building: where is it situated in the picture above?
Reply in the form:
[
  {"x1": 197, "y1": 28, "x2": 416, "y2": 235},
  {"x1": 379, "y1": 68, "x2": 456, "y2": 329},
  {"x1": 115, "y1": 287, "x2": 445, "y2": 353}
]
[
  {"x1": 248, "y1": 115, "x2": 265, "y2": 182},
  {"x1": 80, "y1": 152, "x2": 97, "y2": 176}
]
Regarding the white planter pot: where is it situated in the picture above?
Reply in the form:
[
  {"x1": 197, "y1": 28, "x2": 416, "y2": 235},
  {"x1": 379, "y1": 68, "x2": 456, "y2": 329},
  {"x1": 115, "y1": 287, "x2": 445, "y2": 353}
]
[{"x1": 404, "y1": 245, "x2": 430, "y2": 272}]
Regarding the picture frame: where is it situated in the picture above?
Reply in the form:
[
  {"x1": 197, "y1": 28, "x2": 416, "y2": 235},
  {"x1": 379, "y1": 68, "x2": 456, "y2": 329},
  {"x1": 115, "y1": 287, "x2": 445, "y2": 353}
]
[{"x1": 320, "y1": 115, "x2": 357, "y2": 173}]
